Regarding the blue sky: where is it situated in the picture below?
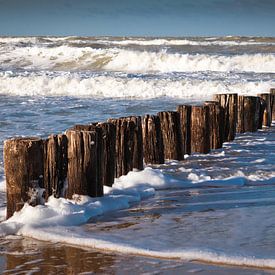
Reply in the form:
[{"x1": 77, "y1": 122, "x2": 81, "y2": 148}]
[{"x1": 0, "y1": 0, "x2": 274, "y2": 36}]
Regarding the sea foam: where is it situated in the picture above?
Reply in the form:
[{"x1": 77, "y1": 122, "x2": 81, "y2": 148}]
[
  {"x1": 0, "y1": 167, "x2": 250, "y2": 235},
  {"x1": 1, "y1": 45, "x2": 275, "y2": 73},
  {"x1": 1, "y1": 36, "x2": 275, "y2": 47},
  {"x1": 0, "y1": 71, "x2": 273, "y2": 97},
  {"x1": 12, "y1": 226, "x2": 275, "y2": 269}
]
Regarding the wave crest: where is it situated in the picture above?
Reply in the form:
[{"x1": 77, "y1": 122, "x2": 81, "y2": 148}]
[
  {"x1": 0, "y1": 72, "x2": 273, "y2": 97},
  {"x1": 1, "y1": 45, "x2": 275, "y2": 73}
]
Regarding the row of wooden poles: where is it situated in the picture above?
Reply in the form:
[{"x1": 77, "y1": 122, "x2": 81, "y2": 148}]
[{"x1": 4, "y1": 89, "x2": 275, "y2": 219}]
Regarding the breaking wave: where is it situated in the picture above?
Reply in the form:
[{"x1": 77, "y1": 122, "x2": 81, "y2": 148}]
[
  {"x1": 1, "y1": 45, "x2": 275, "y2": 73},
  {"x1": 0, "y1": 71, "x2": 273, "y2": 97}
]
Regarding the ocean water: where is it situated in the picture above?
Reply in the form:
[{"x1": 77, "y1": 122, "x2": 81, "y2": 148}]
[{"x1": 0, "y1": 36, "x2": 275, "y2": 273}]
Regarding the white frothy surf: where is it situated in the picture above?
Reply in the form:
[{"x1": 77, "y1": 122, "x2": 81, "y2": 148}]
[
  {"x1": 1, "y1": 45, "x2": 275, "y2": 73},
  {"x1": 11, "y1": 227, "x2": 275, "y2": 269},
  {"x1": 0, "y1": 166, "x2": 259, "y2": 234},
  {"x1": 0, "y1": 71, "x2": 273, "y2": 97},
  {"x1": 95, "y1": 38, "x2": 275, "y2": 46},
  {"x1": 1, "y1": 36, "x2": 275, "y2": 47}
]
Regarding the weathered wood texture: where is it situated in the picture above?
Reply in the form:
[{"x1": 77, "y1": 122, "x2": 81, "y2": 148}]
[
  {"x1": 108, "y1": 116, "x2": 143, "y2": 178},
  {"x1": 158, "y1": 111, "x2": 183, "y2": 160},
  {"x1": 96, "y1": 122, "x2": 116, "y2": 186},
  {"x1": 4, "y1": 137, "x2": 44, "y2": 219},
  {"x1": 142, "y1": 114, "x2": 164, "y2": 164},
  {"x1": 258, "y1": 93, "x2": 272, "y2": 127},
  {"x1": 70, "y1": 123, "x2": 116, "y2": 187},
  {"x1": 270, "y1": 88, "x2": 275, "y2": 121},
  {"x1": 176, "y1": 105, "x2": 191, "y2": 155},
  {"x1": 237, "y1": 96, "x2": 261, "y2": 133},
  {"x1": 213, "y1": 94, "x2": 237, "y2": 141},
  {"x1": 204, "y1": 101, "x2": 225, "y2": 149},
  {"x1": 44, "y1": 134, "x2": 68, "y2": 199},
  {"x1": 66, "y1": 129, "x2": 103, "y2": 199},
  {"x1": 258, "y1": 98, "x2": 267, "y2": 129},
  {"x1": 126, "y1": 116, "x2": 143, "y2": 171},
  {"x1": 190, "y1": 106, "x2": 210, "y2": 154}
]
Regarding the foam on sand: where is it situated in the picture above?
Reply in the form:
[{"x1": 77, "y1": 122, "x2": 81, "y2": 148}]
[
  {"x1": 0, "y1": 167, "x2": 250, "y2": 233},
  {"x1": 7, "y1": 225, "x2": 275, "y2": 269}
]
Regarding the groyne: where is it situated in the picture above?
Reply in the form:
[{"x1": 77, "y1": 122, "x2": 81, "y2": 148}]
[{"x1": 3, "y1": 89, "x2": 275, "y2": 219}]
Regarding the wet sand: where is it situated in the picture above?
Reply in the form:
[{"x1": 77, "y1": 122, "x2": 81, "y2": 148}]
[{"x1": 1, "y1": 236, "x2": 275, "y2": 274}]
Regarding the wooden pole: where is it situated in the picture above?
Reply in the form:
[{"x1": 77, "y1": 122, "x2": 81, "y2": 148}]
[
  {"x1": 4, "y1": 137, "x2": 44, "y2": 219},
  {"x1": 237, "y1": 96, "x2": 261, "y2": 133},
  {"x1": 44, "y1": 134, "x2": 68, "y2": 200},
  {"x1": 158, "y1": 111, "x2": 183, "y2": 160},
  {"x1": 213, "y1": 94, "x2": 237, "y2": 141},
  {"x1": 142, "y1": 114, "x2": 164, "y2": 165},
  {"x1": 190, "y1": 106, "x2": 210, "y2": 154},
  {"x1": 126, "y1": 116, "x2": 144, "y2": 171},
  {"x1": 66, "y1": 129, "x2": 103, "y2": 199},
  {"x1": 204, "y1": 101, "x2": 225, "y2": 149},
  {"x1": 108, "y1": 116, "x2": 143, "y2": 178},
  {"x1": 70, "y1": 123, "x2": 116, "y2": 187},
  {"x1": 257, "y1": 93, "x2": 272, "y2": 127},
  {"x1": 96, "y1": 122, "x2": 116, "y2": 187},
  {"x1": 176, "y1": 105, "x2": 191, "y2": 155},
  {"x1": 258, "y1": 98, "x2": 267, "y2": 129},
  {"x1": 270, "y1": 88, "x2": 275, "y2": 122},
  {"x1": 237, "y1": 95, "x2": 245, "y2": 133}
]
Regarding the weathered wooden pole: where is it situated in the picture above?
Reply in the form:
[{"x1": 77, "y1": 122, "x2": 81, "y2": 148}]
[
  {"x1": 190, "y1": 106, "x2": 210, "y2": 154},
  {"x1": 70, "y1": 123, "x2": 116, "y2": 187},
  {"x1": 158, "y1": 111, "x2": 183, "y2": 160},
  {"x1": 108, "y1": 116, "x2": 143, "y2": 178},
  {"x1": 270, "y1": 88, "x2": 275, "y2": 122},
  {"x1": 142, "y1": 114, "x2": 164, "y2": 164},
  {"x1": 96, "y1": 122, "x2": 116, "y2": 187},
  {"x1": 257, "y1": 93, "x2": 272, "y2": 127},
  {"x1": 4, "y1": 137, "x2": 44, "y2": 219},
  {"x1": 127, "y1": 116, "x2": 144, "y2": 171},
  {"x1": 237, "y1": 96, "x2": 261, "y2": 133},
  {"x1": 66, "y1": 129, "x2": 103, "y2": 198},
  {"x1": 176, "y1": 105, "x2": 191, "y2": 155},
  {"x1": 44, "y1": 134, "x2": 68, "y2": 199},
  {"x1": 213, "y1": 94, "x2": 238, "y2": 141},
  {"x1": 258, "y1": 98, "x2": 267, "y2": 129},
  {"x1": 204, "y1": 101, "x2": 225, "y2": 149}
]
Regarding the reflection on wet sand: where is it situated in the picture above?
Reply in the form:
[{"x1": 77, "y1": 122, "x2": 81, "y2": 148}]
[
  {"x1": 3, "y1": 237, "x2": 116, "y2": 274},
  {"x1": 1, "y1": 237, "x2": 274, "y2": 274}
]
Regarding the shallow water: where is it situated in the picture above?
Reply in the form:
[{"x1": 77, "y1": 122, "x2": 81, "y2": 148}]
[{"x1": 2, "y1": 238, "x2": 275, "y2": 274}]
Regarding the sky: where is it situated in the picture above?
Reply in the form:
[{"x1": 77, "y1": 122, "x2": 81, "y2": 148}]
[{"x1": 0, "y1": 0, "x2": 275, "y2": 36}]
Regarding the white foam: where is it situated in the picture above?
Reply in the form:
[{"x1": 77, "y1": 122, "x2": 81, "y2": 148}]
[
  {"x1": 13, "y1": 226, "x2": 275, "y2": 269},
  {"x1": 0, "y1": 167, "x2": 253, "y2": 233},
  {"x1": 0, "y1": 179, "x2": 6, "y2": 191},
  {"x1": 1, "y1": 44, "x2": 275, "y2": 73},
  {"x1": 96, "y1": 38, "x2": 275, "y2": 46},
  {"x1": 1, "y1": 36, "x2": 275, "y2": 47},
  {"x1": 0, "y1": 72, "x2": 273, "y2": 97}
]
